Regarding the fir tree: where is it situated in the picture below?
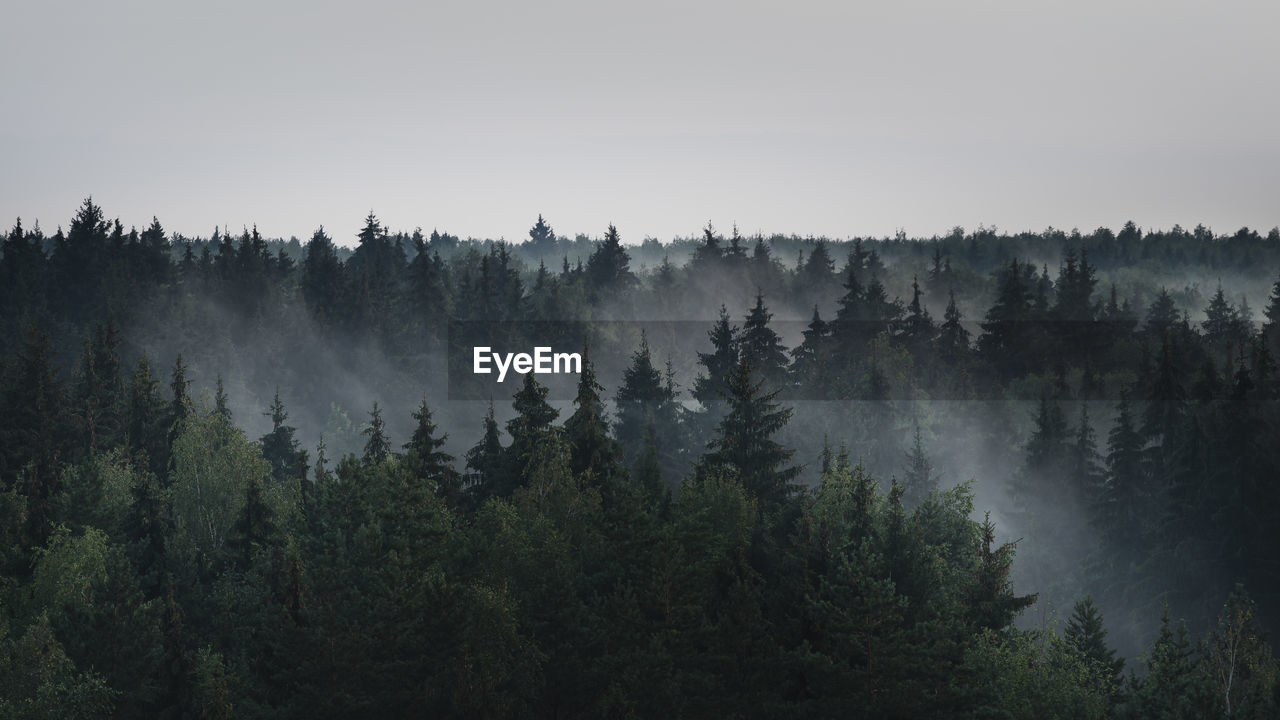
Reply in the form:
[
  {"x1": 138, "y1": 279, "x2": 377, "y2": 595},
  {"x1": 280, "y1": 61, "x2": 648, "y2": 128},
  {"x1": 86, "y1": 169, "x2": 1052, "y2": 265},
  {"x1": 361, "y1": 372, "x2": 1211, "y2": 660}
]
[
  {"x1": 585, "y1": 224, "x2": 635, "y2": 295},
  {"x1": 937, "y1": 288, "x2": 970, "y2": 365},
  {"x1": 259, "y1": 388, "x2": 307, "y2": 484},
  {"x1": 739, "y1": 292, "x2": 789, "y2": 392},
  {"x1": 563, "y1": 347, "x2": 621, "y2": 483},
  {"x1": 464, "y1": 401, "x2": 505, "y2": 500},
  {"x1": 1064, "y1": 597, "x2": 1124, "y2": 691},
  {"x1": 504, "y1": 373, "x2": 559, "y2": 488},
  {"x1": 404, "y1": 396, "x2": 460, "y2": 501},
  {"x1": 692, "y1": 305, "x2": 740, "y2": 410},
  {"x1": 702, "y1": 354, "x2": 800, "y2": 505},
  {"x1": 900, "y1": 423, "x2": 938, "y2": 508},
  {"x1": 790, "y1": 305, "x2": 831, "y2": 397},
  {"x1": 361, "y1": 401, "x2": 391, "y2": 466}
]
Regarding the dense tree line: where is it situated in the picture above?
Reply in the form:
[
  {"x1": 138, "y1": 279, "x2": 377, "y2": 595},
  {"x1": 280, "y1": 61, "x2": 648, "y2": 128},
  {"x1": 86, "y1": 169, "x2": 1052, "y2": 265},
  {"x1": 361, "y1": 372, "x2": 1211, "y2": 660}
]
[{"x1": 1, "y1": 199, "x2": 1279, "y2": 717}]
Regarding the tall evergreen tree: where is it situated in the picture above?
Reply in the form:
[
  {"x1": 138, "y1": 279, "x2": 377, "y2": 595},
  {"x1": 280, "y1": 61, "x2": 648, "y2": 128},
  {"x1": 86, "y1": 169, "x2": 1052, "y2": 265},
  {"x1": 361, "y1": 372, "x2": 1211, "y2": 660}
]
[
  {"x1": 361, "y1": 401, "x2": 391, "y2": 466},
  {"x1": 739, "y1": 293, "x2": 789, "y2": 392},
  {"x1": 563, "y1": 347, "x2": 621, "y2": 483},
  {"x1": 259, "y1": 388, "x2": 307, "y2": 484},
  {"x1": 702, "y1": 354, "x2": 800, "y2": 505},
  {"x1": 403, "y1": 396, "x2": 460, "y2": 501},
  {"x1": 504, "y1": 374, "x2": 559, "y2": 489},
  {"x1": 1064, "y1": 597, "x2": 1123, "y2": 692},
  {"x1": 585, "y1": 224, "x2": 635, "y2": 296}
]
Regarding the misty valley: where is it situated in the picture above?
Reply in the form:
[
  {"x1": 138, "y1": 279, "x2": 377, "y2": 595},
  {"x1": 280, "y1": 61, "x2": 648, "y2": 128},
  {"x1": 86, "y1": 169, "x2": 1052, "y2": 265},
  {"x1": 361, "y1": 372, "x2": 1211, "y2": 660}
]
[{"x1": 1, "y1": 201, "x2": 1278, "y2": 718}]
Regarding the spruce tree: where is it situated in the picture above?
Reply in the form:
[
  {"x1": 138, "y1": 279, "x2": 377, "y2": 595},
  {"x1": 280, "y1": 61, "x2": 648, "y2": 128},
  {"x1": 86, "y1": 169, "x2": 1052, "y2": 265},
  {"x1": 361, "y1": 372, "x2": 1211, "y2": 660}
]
[
  {"x1": 692, "y1": 305, "x2": 740, "y2": 411},
  {"x1": 900, "y1": 423, "x2": 938, "y2": 508},
  {"x1": 464, "y1": 401, "x2": 505, "y2": 500},
  {"x1": 1096, "y1": 393, "x2": 1146, "y2": 552},
  {"x1": 1064, "y1": 597, "x2": 1123, "y2": 691},
  {"x1": 614, "y1": 333, "x2": 682, "y2": 480},
  {"x1": 739, "y1": 292, "x2": 789, "y2": 392},
  {"x1": 585, "y1": 224, "x2": 635, "y2": 295},
  {"x1": 968, "y1": 512, "x2": 1037, "y2": 631},
  {"x1": 504, "y1": 373, "x2": 559, "y2": 488},
  {"x1": 563, "y1": 347, "x2": 621, "y2": 483},
  {"x1": 361, "y1": 401, "x2": 391, "y2": 466},
  {"x1": 259, "y1": 388, "x2": 308, "y2": 484},
  {"x1": 702, "y1": 354, "x2": 800, "y2": 505},
  {"x1": 789, "y1": 305, "x2": 830, "y2": 397},
  {"x1": 403, "y1": 396, "x2": 460, "y2": 501},
  {"x1": 127, "y1": 356, "x2": 169, "y2": 476},
  {"x1": 936, "y1": 288, "x2": 970, "y2": 365}
]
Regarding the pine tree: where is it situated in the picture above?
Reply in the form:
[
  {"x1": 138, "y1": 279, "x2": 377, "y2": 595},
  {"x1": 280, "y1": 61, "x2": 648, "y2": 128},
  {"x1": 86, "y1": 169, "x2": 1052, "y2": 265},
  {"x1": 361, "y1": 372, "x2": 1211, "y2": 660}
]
[
  {"x1": 968, "y1": 512, "x2": 1037, "y2": 631},
  {"x1": 789, "y1": 305, "x2": 830, "y2": 397},
  {"x1": 900, "y1": 275, "x2": 935, "y2": 353},
  {"x1": 1202, "y1": 284, "x2": 1241, "y2": 349},
  {"x1": 1131, "y1": 604, "x2": 1204, "y2": 717},
  {"x1": 1069, "y1": 404, "x2": 1103, "y2": 503},
  {"x1": 936, "y1": 288, "x2": 970, "y2": 365},
  {"x1": 900, "y1": 423, "x2": 938, "y2": 508},
  {"x1": 614, "y1": 333, "x2": 682, "y2": 480},
  {"x1": 361, "y1": 401, "x2": 391, "y2": 466},
  {"x1": 403, "y1": 396, "x2": 460, "y2": 501},
  {"x1": 739, "y1": 292, "x2": 789, "y2": 392},
  {"x1": 693, "y1": 305, "x2": 740, "y2": 410},
  {"x1": 259, "y1": 388, "x2": 308, "y2": 484},
  {"x1": 585, "y1": 224, "x2": 635, "y2": 295},
  {"x1": 504, "y1": 373, "x2": 559, "y2": 488},
  {"x1": 228, "y1": 477, "x2": 277, "y2": 570},
  {"x1": 1064, "y1": 597, "x2": 1123, "y2": 691},
  {"x1": 127, "y1": 356, "x2": 168, "y2": 476},
  {"x1": 1144, "y1": 287, "x2": 1180, "y2": 337},
  {"x1": 1096, "y1": 393, "x2": 1146, "y2": 552},
  {"x1": 690, "y1": 222, "x2": 723, "y2": 270},
  {"x1": 702, "y1": 354, "x2": 800, "y2": 505},
  {"x1": 526, "y1": 214, "x2": 557, "y2": 254},
  {"x1": 464, "y1": 401, "x2": 505, "y2": 500},
  {"x1": 214, "y1": 375, "x2": 231, "y2": 421},
  {"x1": 563, "y1": 347, "x2": 621, "y2": 483},
  {"x1": 1261, "y1": 271, "x2": 1280, "y2": 356},
  {"x1": 978, "y1": 259, "x2": 1035, "y2": 375}
]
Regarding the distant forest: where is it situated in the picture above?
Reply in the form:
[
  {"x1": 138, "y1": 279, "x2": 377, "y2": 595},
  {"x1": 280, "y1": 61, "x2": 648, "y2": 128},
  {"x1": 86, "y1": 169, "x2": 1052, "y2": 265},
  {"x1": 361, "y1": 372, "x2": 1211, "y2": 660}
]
[{"x1": 1, "y1": 199, "x2": 1278, "y2": 718}]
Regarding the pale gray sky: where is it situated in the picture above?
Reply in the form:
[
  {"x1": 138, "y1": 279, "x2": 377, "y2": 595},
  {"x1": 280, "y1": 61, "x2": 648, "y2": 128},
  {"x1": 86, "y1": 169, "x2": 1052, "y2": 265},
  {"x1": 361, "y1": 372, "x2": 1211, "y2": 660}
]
[{"x1": 3, "y1": 0, "x2": 1278, "y2": 246}]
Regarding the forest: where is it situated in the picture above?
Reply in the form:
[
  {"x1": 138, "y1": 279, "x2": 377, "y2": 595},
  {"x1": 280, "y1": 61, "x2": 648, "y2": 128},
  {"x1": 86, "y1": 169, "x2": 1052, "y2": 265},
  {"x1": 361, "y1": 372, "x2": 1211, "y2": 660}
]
[{"x1": 1, "y1": 198, "x2": 1278, "y2": 718}]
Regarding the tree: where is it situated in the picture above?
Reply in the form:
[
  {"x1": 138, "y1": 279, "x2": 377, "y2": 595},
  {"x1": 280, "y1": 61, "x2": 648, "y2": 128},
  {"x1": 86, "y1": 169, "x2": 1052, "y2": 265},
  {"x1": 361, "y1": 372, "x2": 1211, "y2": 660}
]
[
  {"x1": 526, "y1": 214, "x2": 557, "y2": 255},
  {"x1": 614, "y1": 333, "x2": 683, "y2": 481},
  {"x1": 504, "y1": 373, "x2": 559, "y2": 490},
  {"x1": 693, "y1": 305, "x2": 739, "y2": 411},
  {"x1": 126, "y1": 356, "x2": 168, "y2": 476},
  {"x1": 1262, "y1": 271, "x2": 1280, "y2": 356},
  {"x1": 585, "y1": 224, "x2": 635, "y2": 296},
  {"x1": 563, "y1": 347, "x2": 621, "y2": 483},
  {"x1": 900, "y1": 423, "x2": 939, "y2": 508},
  {"x1": 464, "y1": 402, "x2": 505, "y2": 501},
  {"x1": 259, "y1": 388, "x2": 308, "y2": 484},
  {"x1": 968, "y1": 513, "x2": 1037, "y2": 632},
  {"x1": 702, "y1": 354, "x2": 800, "y2": 505},
  {"x1": 937, "y1": 288, "x2": 971, "y2": 366},
  {"x1": 1095, "y1": 393, "x2": 1146, "y2": 554},
  {"x1": 361, "y1": 401, "x2": 391, "y2": 466},
  {"x1": 404, "y1": 396, "x2": 460, "y2": 501},
  {"x1": 978, "y1": 259, "x2": 1036, "y2": 375},
  {"x1": 900, "y1": 275, "x2": 935, "y2": 353},
  {"x1": 1206, "y1": 584, "x2": 1278, "y2": 719},
  {"x1": 1064, "y1": 597, "x2": 1123, "y2": 693},
  {"x1": 789, "y1": 305, "x2": 831, "y2": 397},
  {"x1": 739, "y1": 292, "x2": 789, "y2": 393}
]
